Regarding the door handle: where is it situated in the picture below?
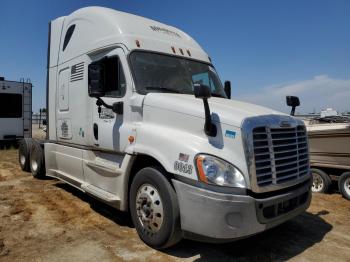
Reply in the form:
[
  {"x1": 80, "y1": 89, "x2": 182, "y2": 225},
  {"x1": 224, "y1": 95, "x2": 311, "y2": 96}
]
[{"x1": 93, "y1": 123, "x2": 98, "y2": 140}]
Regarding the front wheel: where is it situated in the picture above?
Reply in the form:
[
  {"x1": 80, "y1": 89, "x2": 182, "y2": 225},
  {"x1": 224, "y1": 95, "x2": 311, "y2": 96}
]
[
  {"x1": 129, "y1": 167, "x2": 181, "y2": 249},
  {"x1": 338, "y1": 172, "x2": 350, "y2": 200}
]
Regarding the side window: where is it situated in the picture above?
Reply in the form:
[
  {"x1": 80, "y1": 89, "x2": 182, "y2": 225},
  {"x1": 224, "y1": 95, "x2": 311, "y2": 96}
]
[
  {"x1": 192, "y1": 70, "x2": 222, "y2": 94},
  {"x1": 62, "y1": 24, "x2": 75, "y2": 51},
  {"x1": 88, "y1": 56, "x2": 126, "y2": 97},
  {"x1": 0, "y1": 94, "x2": 22, "y2": 118},
  {"x1": 102, "y1": 56, "x2": 126, "y2": 97}
]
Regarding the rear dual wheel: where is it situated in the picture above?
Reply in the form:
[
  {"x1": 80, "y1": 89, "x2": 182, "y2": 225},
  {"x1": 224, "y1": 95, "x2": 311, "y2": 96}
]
[
  {"x1": 18, "y1": 139, "x2": 34, "y2": 172},
  {"x1": 30, "y1": 143, "x2": 46, "y2": 179},
  {"x1": 18, "y1": 139, "x2": 45, "y2": 178}
]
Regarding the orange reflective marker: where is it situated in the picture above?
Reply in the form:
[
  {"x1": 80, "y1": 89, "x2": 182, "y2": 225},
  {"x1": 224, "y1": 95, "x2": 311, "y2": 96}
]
[
  {"x1": 128, "y1": 135, "x2": 135, "y2": 143},
  {"x1": 196, "y1": 156, "x2": 208, "y2": 183}
]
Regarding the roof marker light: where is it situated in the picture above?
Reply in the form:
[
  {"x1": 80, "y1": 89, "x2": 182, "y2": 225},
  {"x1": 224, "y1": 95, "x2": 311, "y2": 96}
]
[
  {"x1": 135, "y1": 40, "x2": 140, "y2": 47},
  {"x1": 171, "y1": 46, "x2": 176, "y2": 54},
  {"x1": 187, "y1": 50, "x2": 191, "y2": 57},
  {"x1": 179, "y1": 48, "x2": 184, "y2": 55}
]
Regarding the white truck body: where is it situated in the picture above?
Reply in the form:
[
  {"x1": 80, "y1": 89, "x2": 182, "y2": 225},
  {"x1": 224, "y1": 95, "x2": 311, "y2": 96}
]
[
  {"x1": 0, "y1": 78, "x2": 32, "y2": 141},
  {"x1": 42, "y1": 7, "x2": 311, "y2": 244}
]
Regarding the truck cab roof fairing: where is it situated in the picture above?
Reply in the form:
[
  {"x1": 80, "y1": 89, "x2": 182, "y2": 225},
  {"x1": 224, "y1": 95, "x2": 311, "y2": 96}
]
[{"x1": 56, "y1": 6, "x2": 210, "y2": 65}]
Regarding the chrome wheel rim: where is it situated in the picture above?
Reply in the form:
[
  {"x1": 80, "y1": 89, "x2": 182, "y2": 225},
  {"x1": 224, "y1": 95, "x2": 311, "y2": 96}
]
[
  {"x1": 344, "y1": 177, "x2": 350, "y2": 196},
  {"x1": 135, "y1": 184, "x2": 164, "y2": 233},
  {"x1": 31, "y1": 159, "x2": 38, "y2": 172},
  {"x1": 20, "y1": 155, "x2": 26, "y2": 166},
  {"x1": 312, "y1": 173, "x2": 324, "y2": 192}
]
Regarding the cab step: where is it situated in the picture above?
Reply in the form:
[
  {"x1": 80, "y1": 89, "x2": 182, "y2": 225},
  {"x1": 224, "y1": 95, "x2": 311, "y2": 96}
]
[{"x1": 81, "y1": 183, "x2": 121, "y2": 205}]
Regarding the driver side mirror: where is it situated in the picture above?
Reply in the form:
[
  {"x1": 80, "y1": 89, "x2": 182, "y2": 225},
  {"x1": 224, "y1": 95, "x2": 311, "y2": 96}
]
[
  {"x1": 194, "y1": 83, "x2": 211, "y2": 99},
  {"x1": 224, "y1": 81, "x2": 231, "y2": 99},
  {"x1": 88, "y1": 63, "x2": 105, "y2": 98}
]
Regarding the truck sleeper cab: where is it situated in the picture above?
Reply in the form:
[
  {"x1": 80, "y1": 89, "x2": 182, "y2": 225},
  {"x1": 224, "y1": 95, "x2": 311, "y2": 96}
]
[{"x1": 19, "y1": 7, "x2": 311, "y2": 249}]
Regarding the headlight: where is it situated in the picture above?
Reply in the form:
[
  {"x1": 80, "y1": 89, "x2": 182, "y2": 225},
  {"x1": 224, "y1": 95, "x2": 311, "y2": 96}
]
[{"x1": 195, "y1": 154, "x2": 246, "y2": 188}]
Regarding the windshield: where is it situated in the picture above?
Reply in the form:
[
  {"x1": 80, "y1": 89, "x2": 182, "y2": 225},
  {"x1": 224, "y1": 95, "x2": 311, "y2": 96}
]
[{"x1": 130, "y1": 52, "x2": 227, "y2": 98}]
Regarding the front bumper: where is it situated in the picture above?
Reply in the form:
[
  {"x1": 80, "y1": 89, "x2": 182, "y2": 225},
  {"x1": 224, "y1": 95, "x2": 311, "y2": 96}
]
[{"x1": 172, "y1": 179, "x2": 311, "y2": 242}]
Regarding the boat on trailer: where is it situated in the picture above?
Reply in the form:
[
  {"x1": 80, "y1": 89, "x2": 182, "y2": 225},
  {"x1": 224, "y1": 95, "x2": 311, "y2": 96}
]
[{"x1": 286, "y1": 98, "x2": 350, "y2": 200}]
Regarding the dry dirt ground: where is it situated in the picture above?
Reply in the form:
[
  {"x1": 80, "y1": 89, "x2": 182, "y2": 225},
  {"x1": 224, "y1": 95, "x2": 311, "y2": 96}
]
[
  {"x1": 0, "y1": 149, "x2": 349, "y2": 262},
  {"x1": 32, "y1": 124, "x2": 46, "y2": 140}
]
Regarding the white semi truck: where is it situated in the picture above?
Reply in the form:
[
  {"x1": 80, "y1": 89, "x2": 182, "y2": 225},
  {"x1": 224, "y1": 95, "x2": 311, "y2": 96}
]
[
  {"x1": 19, "y1": 7, "x2": 312, "y2": 249},
  {"x1": 0, "y1": 77, "x2": 32, "y2": 145}
]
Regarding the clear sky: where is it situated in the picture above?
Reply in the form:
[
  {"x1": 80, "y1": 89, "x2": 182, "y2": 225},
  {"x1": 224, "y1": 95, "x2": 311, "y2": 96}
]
[{"x1": 1, "y1": 0, "x2": 349, "y2": 113}]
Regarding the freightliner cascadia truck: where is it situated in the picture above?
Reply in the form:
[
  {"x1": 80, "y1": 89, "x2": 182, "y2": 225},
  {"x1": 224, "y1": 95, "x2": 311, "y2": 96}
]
[{"x1": 19, "y1": 7, "x2": 312, "y2": 249}]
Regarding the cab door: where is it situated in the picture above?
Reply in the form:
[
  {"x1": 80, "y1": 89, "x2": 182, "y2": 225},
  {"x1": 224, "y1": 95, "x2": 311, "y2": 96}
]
[
  {"x1": 83, "y1": 48, "x2": 131, "y2": 196},
  {"x1": 90, "y1": 48, "x2": 128, "y2": 152}
]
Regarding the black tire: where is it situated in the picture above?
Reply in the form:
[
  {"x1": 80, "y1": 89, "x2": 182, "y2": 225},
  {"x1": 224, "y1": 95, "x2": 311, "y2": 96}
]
[
  {"x1": 311, "y1": 168, "x2": 331, "y2": 193},
  {"x1": 18, "y1": 138, "x2": 34, "y2": 172},
  {"x1": 30, "y1": 142, "x2": 46, "y2": 179},
  {"x1": 338, "y1": 172, "x2": 350, "y2": 200},
  {"x1": 129, "y1": 167, "x2": 181, "y2": 249}
]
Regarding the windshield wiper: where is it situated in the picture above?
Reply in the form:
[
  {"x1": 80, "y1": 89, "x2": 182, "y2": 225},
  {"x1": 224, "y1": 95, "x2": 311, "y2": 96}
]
[
  {"x1": 145, "y1": 86, "x2": 224, "y2": 97},
  {"x1": 145, "y1": 86, "x2": 181, "y2": 94},
  {"x1": 211, "y1": 93, "x2": 226, "y2": 98}
]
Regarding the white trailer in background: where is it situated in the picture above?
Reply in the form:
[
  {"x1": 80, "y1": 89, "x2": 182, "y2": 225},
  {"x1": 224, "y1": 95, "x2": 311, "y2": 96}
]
[{"x1": 0, "y1": 77, "x2": 32, "y2": 143}]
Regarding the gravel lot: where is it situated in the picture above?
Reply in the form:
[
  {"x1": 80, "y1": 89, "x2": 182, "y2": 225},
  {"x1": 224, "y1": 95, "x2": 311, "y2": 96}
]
[{"x1": 0, "y1": 148, "x2": 349, "y2": 262}]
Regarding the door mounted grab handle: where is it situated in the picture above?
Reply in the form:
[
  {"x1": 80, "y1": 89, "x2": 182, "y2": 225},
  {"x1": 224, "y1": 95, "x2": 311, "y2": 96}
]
[{"x1": 93, "y1": 123, "x2": 98, "y2": 140}]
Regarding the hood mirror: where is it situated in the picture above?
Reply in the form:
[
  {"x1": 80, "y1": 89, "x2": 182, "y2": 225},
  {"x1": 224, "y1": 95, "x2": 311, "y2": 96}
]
[
  {"x1": 286, "y1": 96, "x2": 300, "y2": 116},
  {"x1": 194, "y1": 83, "x2": 217, "y2": 137}
]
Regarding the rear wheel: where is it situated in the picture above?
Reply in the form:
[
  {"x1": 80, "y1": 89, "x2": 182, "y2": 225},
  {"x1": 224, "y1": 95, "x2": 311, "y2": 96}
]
[
  {"x1": 18, "y1": 139, "x2": 34, "y2": 172},
  {"x1": 129, "y1": 167, "x2": 181, "y2": 249},
  {"x1": 338, "y1": 172, "x2": 350, "y2": 200},
  {"x1": 30, "y1": 142, "x2": 46, "y2": 179},
  {"x1": 311, "y1": 168, "x2": 331, "y2": 193}
]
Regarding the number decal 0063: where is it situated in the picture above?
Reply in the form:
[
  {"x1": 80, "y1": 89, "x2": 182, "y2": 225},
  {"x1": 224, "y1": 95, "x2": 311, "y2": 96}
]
[{"x1": 174, "y1": 161, "x2": 193, "y2": 174}]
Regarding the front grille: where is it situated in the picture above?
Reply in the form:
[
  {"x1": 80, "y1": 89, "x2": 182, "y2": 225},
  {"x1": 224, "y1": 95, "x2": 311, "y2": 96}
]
[{"x1": 252, "y1": 125, "x2": 309, "y2": 187}]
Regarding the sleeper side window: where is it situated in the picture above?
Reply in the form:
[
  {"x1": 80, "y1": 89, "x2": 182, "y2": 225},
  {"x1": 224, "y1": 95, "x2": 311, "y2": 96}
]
[
  {"x1": 102, "y1": 56, "x2": 126, "y2": 98},
  {"x1": 63, "y1": 24, "x2": 76, "y2": 51}
]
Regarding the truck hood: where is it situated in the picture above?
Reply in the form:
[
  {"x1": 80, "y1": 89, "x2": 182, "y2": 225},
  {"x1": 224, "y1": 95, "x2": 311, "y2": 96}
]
[{"x1": 143, "y1": 93, "x2": 283, "y2": 127}]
